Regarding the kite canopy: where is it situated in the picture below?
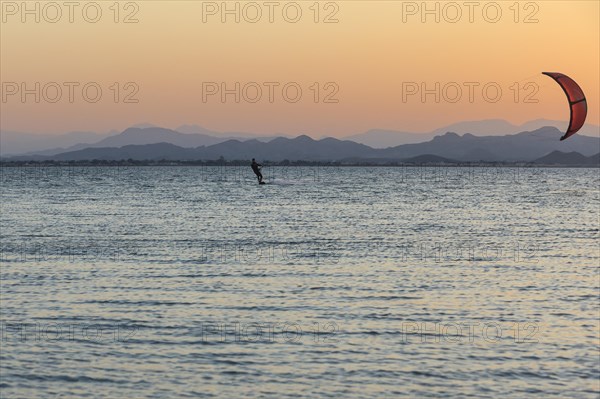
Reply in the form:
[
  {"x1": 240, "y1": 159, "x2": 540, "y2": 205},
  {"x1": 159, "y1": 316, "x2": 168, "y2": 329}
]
[{"x1": 542, "y1": 72, "x2": 587, "y2": 141}]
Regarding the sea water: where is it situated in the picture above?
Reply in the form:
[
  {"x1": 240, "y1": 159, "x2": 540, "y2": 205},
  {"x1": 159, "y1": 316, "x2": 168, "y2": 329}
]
[{"x1": 0, "y1": 166, "x2": 598, "y2": 398}]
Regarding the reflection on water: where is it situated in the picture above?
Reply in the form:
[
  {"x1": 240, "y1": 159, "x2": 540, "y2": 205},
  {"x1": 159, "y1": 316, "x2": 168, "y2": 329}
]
[{"x1": 1, "y1": 166, "x2": 599, "y2": 398}]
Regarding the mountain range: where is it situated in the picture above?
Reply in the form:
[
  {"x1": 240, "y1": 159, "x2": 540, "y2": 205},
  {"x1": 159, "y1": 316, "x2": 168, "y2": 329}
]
[
  {"x1": 344, "y1": 119, "x2": 600, "y2": 148},
  {"x1": 0, "y1": 127, "x2": 280, "y2": 157},
  {"x1": 3, "y1": 119, "x2": 598, "y2": 156},
  {"x1": 5, "y1": 126, "x2": 599, "y2": 164}
]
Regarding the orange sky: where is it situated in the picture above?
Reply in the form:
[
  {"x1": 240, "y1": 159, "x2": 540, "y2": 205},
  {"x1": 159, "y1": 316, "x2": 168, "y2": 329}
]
[{"x1": 1, "y1": 0, "x2": 598, "y2": 136}]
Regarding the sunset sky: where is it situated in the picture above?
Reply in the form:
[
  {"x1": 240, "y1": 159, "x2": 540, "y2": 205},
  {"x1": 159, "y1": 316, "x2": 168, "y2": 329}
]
[{"x1": 1, "y1": 0, "x2": 598, "y2": 136}]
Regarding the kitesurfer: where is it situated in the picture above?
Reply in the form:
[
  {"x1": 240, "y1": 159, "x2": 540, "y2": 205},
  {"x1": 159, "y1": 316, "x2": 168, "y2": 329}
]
[{"x1": 251, "y1": 158, "x2": 263, "y2": 183}]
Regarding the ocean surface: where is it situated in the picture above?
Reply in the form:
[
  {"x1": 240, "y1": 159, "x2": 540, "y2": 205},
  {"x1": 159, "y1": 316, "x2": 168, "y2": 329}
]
[{"x1": 1, "y1": 165, "x2": 598, "y2": 398}]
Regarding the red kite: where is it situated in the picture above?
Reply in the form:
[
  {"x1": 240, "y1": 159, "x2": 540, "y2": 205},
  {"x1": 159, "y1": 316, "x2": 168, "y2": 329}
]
[{"x1": 542, "y1": 72, "x2": 587, "y2": 141}]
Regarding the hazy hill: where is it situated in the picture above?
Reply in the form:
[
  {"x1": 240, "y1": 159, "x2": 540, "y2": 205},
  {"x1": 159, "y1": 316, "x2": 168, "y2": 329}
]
[
  {"x1": 93, "y1": 127, "x2": 224, "y2": 148},
  {"x1": 533, "y1": 151, "x2": 600, "y2": 166},
  {"x1": 9, "y1": 127, "x2": 232, "y2": 157},
  {"x1": 0, "y1": 130, "x2": 115, "y2": 155},
  {"x1": 49, "y1": 143, "x2": 198, "y2": 161},
  {"x1": 345, "y1": 129, "x2": 438, "y2": 148},
  {"x1": 346, "y1": 119, "x2": 600, "y2": 148},
  {"x1": 189, "y1": 136, "x2": 377, "y2": 161},
  {"x1": 7, "y1": 126, "x2": 600, "y2": 163},
  {"x1": 1, "y1": 126, "x2": 287, "y2": 156},
  {"x1": 377, "y1": 127, "x2": 599, "y2": 161},
  {"x1": 5, "y1": 119, "x2": 599, "y2": 156},
  {"x1": 175, "y1": 124, "x2": 288, "y2": 141},
  {"x1": 7, "y1": 136, "x2": 375, "y2": 162}
]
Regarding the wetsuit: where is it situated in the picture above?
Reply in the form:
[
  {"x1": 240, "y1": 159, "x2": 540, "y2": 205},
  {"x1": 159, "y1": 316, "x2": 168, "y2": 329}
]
[{"x1": 251, "y1": 161, "x2": 263, "y2": 183}]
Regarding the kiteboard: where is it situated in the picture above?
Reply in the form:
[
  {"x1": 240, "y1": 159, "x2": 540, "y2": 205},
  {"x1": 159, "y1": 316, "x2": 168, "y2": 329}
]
[{"x1": 259, "y1": 181, "x2": 266, "y2": 185}]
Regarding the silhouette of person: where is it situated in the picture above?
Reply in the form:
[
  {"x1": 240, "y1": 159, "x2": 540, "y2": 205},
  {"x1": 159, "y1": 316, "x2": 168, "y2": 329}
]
[{"x1": 251, "y1": 158, "x2": 263, "y2": 183}]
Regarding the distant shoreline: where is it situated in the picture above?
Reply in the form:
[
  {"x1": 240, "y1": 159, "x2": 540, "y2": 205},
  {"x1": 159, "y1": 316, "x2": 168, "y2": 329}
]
[{"x1": 1, "y1": 160, "x2": 598, "y2": 168}]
